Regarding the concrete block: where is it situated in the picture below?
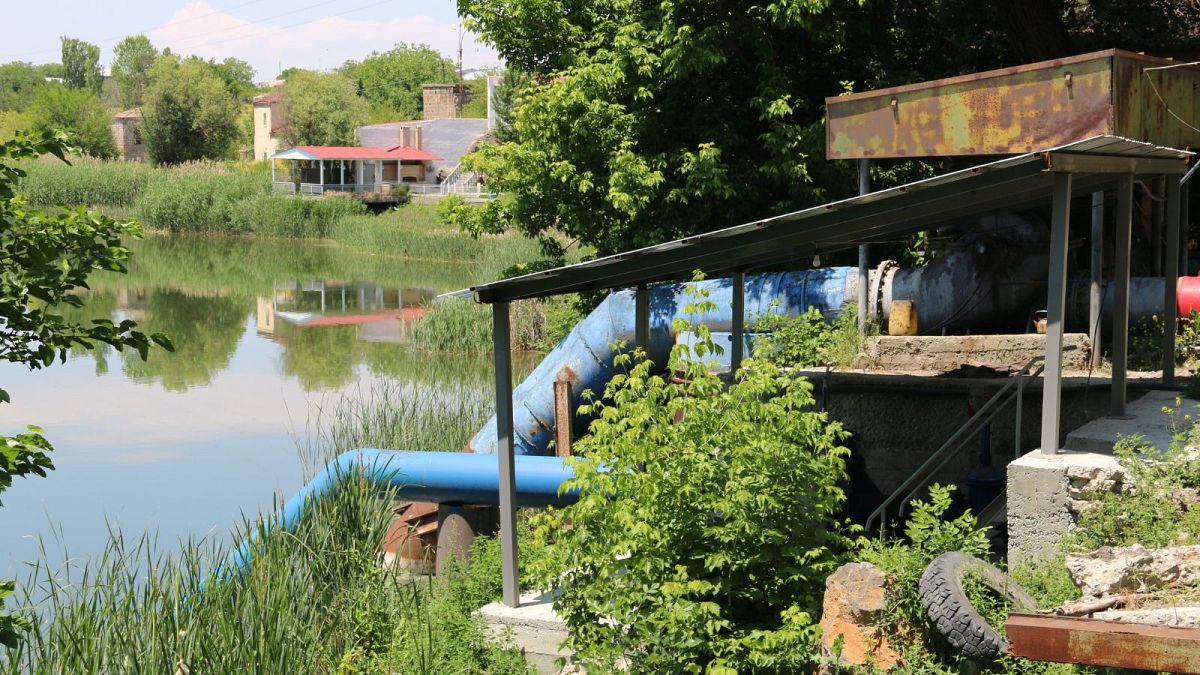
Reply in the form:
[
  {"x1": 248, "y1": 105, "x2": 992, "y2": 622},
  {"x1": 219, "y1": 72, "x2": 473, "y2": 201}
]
[
  {"x1": 478, "y1": 590, "x2": 573, "y2": 674},
  {"x1": 860, "y1": 333, "x2": 1091, "y2": 372},
  {"x1": 1007, "y1": 451, "x2": 1124, "y2": 566}
]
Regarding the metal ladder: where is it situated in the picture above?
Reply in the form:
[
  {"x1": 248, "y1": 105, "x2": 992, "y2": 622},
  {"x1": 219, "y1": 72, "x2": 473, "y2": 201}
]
[{"x1": 864, "y1": 355, "x2": 1045, "y2": 532}]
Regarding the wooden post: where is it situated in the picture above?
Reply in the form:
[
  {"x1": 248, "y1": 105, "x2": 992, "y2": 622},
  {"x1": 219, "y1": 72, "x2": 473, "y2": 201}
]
[{"x1": 553, "y1": 379, "x2": 573, "y2": 457}]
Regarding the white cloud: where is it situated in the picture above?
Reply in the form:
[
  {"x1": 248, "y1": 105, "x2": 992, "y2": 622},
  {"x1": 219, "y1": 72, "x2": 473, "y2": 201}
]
[{"x1": 148, "y1": 2, "x2": 500, "y2": 81}]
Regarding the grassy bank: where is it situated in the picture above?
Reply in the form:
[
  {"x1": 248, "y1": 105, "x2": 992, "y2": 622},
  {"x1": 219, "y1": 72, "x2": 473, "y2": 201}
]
[{"x1": 3, "y1": 385, "x2": 529, "y2": 674}]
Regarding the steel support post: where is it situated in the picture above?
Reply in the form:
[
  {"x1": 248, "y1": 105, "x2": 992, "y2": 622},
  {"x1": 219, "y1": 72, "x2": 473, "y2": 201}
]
[
  {"x1": 1041, "y1": 173, "x2": 1072, "y2": 455},
  {"x1": 1112, "y1": 174, "x2": 1134, "y2": 417},
  {"x1": 319, "y1": 159, "x2": 325, "y2": 188},
  {"x1": 857, "y1": 159, "x2": 870, "y2": 331},
  {"x1": 1089, "y1": 191, "x2": 1104, "y2": 368},
  {"x1": 634, "y1": 284, "x2": 650, "y2": 353},
  {"x1": 1183, "y1": 179, "x2": 1190, "y2": 275},
  {"x1": 491, "y1": 302, "x2": 520, "y2": 607},
  {"x1": 1164, "y1": 177, "x2": 1182, "y2": 384},
  {"x1": 1154, "y1": 176, "x2": 1166, "y2": 276},
  {"x1": 731, "y1": 270, "x2": 745, "y2": 373}
]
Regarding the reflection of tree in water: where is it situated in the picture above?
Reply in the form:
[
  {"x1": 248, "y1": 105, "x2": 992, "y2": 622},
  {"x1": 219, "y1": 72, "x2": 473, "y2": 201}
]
[
  {"x1": 57, "y1": 289, "x2": 119, "y2": 376},
  {"x1": 122, "y1": 289, "x2": 249, "y2": 391},
  {"x1": 276, "y1": 323, "x2": 361, "y2": 391}
]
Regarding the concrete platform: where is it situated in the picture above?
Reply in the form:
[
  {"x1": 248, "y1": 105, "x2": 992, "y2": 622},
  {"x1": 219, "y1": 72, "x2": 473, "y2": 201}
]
[
  {"x1": 1064, "y1": 390, "x2": 1183, "y2": 454},
  {"x1": 478, "y1": 590, "x2": 573, "y2": 674},
  {"x1": 1007, "y1": 390, "x2": 1196, "y2": 565}
]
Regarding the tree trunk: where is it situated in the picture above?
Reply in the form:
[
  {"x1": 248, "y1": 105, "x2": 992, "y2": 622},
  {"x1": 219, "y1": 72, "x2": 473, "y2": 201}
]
[{"x1": 995, "y1": 0, "x2": 1075, "y2": 63}]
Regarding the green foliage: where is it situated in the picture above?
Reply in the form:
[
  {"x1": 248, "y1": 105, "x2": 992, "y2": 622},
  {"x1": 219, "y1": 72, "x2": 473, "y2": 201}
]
[
  {"x1": 111, "y1": 35, "x2": 159, "y2": 109},
  {"x1": 1, "y1": 467, "x2": 527, "y2": 673},
  {"x1": 142, "y1": 56, "x2": 241, "y2": 164},
  {"x1": 1072, "y1": 427, "x2": 1200, "y2": 551},
  {"x1": 209, "y1": 57, "x2": 257, "y2": 102},
  {"x1": 451, "y1": 0, "x2": 1027, "y2": 257},
  {"x1": 752, "y1": 304, "x2": 866, "y2": 369},
  {"x1": 489, "y1": 70, "x2": 531, "y2": 143},
  {"x1": 59, "y1": 37, "x2": 102, "y2": 93},
  {"x1": 15, "y1": 155, "x2": 152, "y2": 207},
  {"x1": 134, "y1": 162, "x2": 264, "y2": 232},
  {"x1": 0, "y1": 129, "x2": 170, "y2": 648},
  {"x1": 228, "y1": 193, "x2": 367, "y2": 237},
  {"x1": 27, "y1": 84, "x2": 115, "y2": 159},
  {"x1": 858, "y1": 485, "x2": 993, "y2": 671},
  {"x1": 0, "y1": 62, "x2": 46, "y2": 111},
  {"x1": 410, "y1": 297, "x2": 493, "y2": 354},
  {"x1": 280, "y1": 70, "x2": 369, "y2": 147},
  {"x1": 530, "y1": 289, "x2": 851, "y2": 671},
  {"x1": 341, "y1": 44, "x2": 456, "y2": 121},
  {"x1": 0, "y1": 111, "x2": 35, "y2": 144}
]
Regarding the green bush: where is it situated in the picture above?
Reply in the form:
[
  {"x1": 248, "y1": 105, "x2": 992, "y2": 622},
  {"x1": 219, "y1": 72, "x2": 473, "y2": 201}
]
[
  {"x1": 752, "y1": 304, "x2": 867, "y2": 368},
  {"x1": 529, "y1": 290, "x2": 852, "y2": 672},
  {"x1": 135, "y1": 162, "x2": 265, "y2": 232}
]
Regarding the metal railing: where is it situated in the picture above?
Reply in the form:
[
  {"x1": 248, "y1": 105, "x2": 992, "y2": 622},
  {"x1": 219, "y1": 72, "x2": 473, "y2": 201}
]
[
  {"x1": 864, "y1": 355, "x2": 1046, "y2": 532},
  {"x1": 272, "y1": 181, "x2": 296, "y2": 195},
  {"x1": 296, "y1": 183, "x2": 390, "y2": 196}
]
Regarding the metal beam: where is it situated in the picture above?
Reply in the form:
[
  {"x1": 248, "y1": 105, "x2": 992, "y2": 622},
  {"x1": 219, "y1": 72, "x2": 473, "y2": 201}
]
[
  {"x1": 468, "y1": 162, "x2": 1051, "y2": 303},
  {"x1": 730, "y1": 271, "x2": 745, "y2": 372},
  {"x1": 1164, "y1": 176, "x2": 1182, "y2": 384},
  {"x1": 634, "y1": 284, "x2": 650, "y2": 353},
  {"x1": 1111, "y1": 174, "x2": 1134, "y2": 417},
  {"x1": 491, "y1": 302, "x2": 520, "y2": 607},
  {"x1": 1041, "y1": 172, "x2": 1072, "y2": 455},
  {"x1": 1005, "y1": 613, "x2": 1200, "y2": 673},
  {"x1": 1044, "y1": 152, "x2": 1188, "y2": 175},
  {"x1": 857, "y1": 159, "x2": 870, "y2": 332},
  {"x1": 1089, "y1": 191, "x2": 1104, "y2": 368}
]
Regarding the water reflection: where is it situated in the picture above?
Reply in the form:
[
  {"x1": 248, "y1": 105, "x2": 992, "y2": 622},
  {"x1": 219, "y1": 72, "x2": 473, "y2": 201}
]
[{"x1": 0, "y1": 235, "x2": 530, "y2": 573}]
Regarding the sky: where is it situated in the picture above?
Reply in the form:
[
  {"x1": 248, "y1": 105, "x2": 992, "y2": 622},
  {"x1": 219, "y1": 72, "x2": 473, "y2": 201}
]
[{"x1": 0, "y1": 0, "x2": 501, "y2": 81}]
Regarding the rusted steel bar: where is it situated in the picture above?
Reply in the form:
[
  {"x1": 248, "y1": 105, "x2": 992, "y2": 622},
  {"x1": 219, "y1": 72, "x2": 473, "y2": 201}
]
[
  {"x1": 1005, "y1": 613, "x2": 1200, "y2": 673},
  {"x1": 553, "y1": 379, "x2": 573, "y2": 457}
]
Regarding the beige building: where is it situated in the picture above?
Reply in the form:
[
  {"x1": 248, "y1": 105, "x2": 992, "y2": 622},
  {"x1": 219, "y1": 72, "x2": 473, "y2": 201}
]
[
  {"x1": 110, "y1": 108, "x2": 146, "y2": 161},
  {"x1": 253, "y1": 92, "x2": 285, "y2": 162}
]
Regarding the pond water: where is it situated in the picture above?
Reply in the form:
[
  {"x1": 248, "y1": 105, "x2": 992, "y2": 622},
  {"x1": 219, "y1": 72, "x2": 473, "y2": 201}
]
[{"x1": 0, "y1": 235, "x2": 518, "y2": 575}]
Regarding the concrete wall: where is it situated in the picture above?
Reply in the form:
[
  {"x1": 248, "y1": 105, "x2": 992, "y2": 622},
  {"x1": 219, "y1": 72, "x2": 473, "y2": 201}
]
[{"x1": 808, "y1": 371, "x2": 1115, "y2": 496}]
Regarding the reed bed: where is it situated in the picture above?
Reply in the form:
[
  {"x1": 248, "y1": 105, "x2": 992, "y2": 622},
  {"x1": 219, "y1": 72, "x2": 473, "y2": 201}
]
[{"x1": 3, "y1": 384, "x2": 527, "y2": 674}]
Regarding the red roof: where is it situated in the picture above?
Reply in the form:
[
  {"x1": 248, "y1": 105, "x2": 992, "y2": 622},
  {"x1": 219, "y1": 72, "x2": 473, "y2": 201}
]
[{"x1": 294, "y1": 145, "x2": 442, "y2": 161}]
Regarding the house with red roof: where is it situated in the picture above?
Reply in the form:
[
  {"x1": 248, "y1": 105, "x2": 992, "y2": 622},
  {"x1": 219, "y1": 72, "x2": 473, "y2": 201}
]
[{"x1": 270, "y1": 144, "x2": 444, "y2": 198}]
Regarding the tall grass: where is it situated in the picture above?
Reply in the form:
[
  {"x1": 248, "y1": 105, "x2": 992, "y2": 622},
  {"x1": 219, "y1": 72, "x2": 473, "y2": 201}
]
[
  {"x1": 16, "y1": 155, "x2": 152, "y2": 207},
  {"x1": 2, "y1": 385, "x2": 528, "y2": 674}
]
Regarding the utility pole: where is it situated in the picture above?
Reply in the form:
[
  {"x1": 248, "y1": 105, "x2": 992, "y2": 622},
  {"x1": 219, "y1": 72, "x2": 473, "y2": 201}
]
[{"x1": 457, "y1": 25, "x2": 465, "y2": 115}]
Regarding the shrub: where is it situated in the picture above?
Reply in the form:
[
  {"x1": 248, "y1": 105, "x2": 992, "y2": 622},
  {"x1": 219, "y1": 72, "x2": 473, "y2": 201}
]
[
  {"x1": 752, "y1": 303, "x2": 866, "y2": 368},
  {"x1": 529, "y1": 290, "x2": 852, "y2": 672},
  {"x1": 228, "y1": 193, "x2": 366, "y2": 238}
]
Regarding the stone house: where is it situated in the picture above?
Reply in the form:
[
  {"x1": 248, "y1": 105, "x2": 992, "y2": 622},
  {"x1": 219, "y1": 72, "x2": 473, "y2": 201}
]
[
  {"x1": 110, "y1": 108, "x2": 145, "y2": 161},
  {"x1": 253, "y1": 92, "x2": 285, "y2": 162}
]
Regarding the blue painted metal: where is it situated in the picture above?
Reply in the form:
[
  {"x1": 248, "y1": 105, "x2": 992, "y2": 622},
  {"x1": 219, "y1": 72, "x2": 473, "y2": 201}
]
[
  {"x1": 225, "y1": 449, "x2": 576, "y2": 575},
  {"x1": 469, "y1": 269, "x2": 851, "y2": 455}
]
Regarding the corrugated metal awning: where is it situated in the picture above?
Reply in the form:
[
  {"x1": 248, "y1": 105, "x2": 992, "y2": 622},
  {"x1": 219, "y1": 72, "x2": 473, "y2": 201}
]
[{"x1": 449, "y1": 136, "x2": 1190, "y2": 304}]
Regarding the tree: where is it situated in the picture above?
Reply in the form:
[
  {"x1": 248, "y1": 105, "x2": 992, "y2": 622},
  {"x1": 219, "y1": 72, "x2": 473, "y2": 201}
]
[
  {"x1": 340, "y1": 44, "x2": 455, "y2": 121},
  {"x1": 60, "y1": 37, "x2": 102, "y2": 94},
  {"x1": 0, "y1": 129, "x2": 171, "y2": 646},
  {"x1": 210, "y1": 57, "x2": 256, "y2": 102},
  {"x1": 27, "y1": 84, "x2": 115, "y2": 159},
  {"x1": 488, "y1": 70, "x2": 530, "y2": 143},
  {"x1": 141, "y1": 56, "x2": 240, "y2": 164},
  {"x1": 111, "y1": 35, "x2": 158, "y2": 109},
  {"x1": 0, "y1": 62, "x2": 45, "y2": 111},
  {"x1": 278, "y1": 70, "x2": 367, "y2": 147},
  {"x1": 454, "y1": 0, "x2": 1200, "y2": 261}
]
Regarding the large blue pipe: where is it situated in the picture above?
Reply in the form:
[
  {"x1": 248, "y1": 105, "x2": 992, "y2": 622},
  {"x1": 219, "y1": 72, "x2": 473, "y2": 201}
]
[
  {"x1": 469, "y1": 269, "x2": 851, "y2": 455},
  {"x1": 232, "y1": 270, "x2": 852, "y2": 574},
  {"x1": 226, "y1": 449, "x2": 576, "y2": 573}
]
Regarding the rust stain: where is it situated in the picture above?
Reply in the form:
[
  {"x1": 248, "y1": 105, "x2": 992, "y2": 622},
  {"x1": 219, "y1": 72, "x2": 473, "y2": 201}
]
[
  {"x1": 827, "y1": 49, "x2": 1200, "y2": 159},
  {"x1": 1006, "y1": 613, "x2": 1200, "y2": 673}
]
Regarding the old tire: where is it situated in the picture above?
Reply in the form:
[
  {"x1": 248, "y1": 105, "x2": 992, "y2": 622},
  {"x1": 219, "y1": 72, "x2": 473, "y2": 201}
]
[{"x1": 918, "y1": 552, "x2": 1037, "y2": 662}]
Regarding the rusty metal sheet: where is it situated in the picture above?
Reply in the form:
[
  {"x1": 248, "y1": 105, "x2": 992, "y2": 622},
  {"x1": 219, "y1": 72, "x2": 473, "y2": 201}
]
[
  {"x1": 1005, "y1": 612, "x2": 1200, "y2": 673},
  {"x1": 1113, "y1": 53, "x2": 1200, "y2": 150},
  {"x1": 826, "y1": 49, "x2": 1200, "y2": 160}
]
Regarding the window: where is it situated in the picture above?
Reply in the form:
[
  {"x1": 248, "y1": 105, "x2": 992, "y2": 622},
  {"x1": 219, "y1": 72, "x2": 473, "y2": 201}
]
[{"x1": 262, "y1": 112, "x2": 267, "y2": 126}]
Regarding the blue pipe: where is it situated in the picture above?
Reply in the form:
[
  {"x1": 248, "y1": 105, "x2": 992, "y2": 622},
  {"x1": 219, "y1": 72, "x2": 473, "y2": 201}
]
[
  {"x1": 226, "y1": 449, "x2": 576, "y2": 574},
  {"x1": 232, "y1": 271, "x2": 851, "y2": 575},
  {"x1": 469, "y1": 269, "x2": 851, "y2": 455}
]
